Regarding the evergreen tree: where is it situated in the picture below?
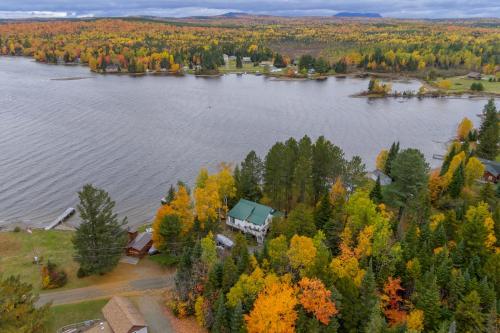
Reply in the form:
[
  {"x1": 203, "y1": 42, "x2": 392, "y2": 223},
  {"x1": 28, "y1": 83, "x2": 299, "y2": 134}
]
[
  {"x1": 157, "y1": 214, "x2": 181, "y2": 253},
  {"x1": 0, "y1": 276, "x2": 50, "y2": 333},
  {"x1": 357, "y1": 264, "x2": 378, "y2": 332},
  {"x1": 365, "y1": 302, "x2": 386, "y2": 333},
  {"x1": 324, "y1": 217, "x2": 343, "y2": 255},
  {"x1": 415, "y1": 272, "x2": 441, "y2": 331},
  {"x1": 231, "y1": 234, "x2": 250, "y2": 274},
  {"x1": 479, "y1": 182, "x2": 496, "y2": 208},
  {"x1": 293, "y1": 135, "x2": 314, "y2": 205},
  {"x1": 369, "y1": 176, "x2": 383, "y2": 203},
  {"x1": 477, "y1": 99, "x2": 499, "y2": 160},
  {"x1": 212, "y1": 293, "x2": 228, "y2": 333},
  {"x1": 311, "y1": 136, "x2": 345, "y2": 201},
  {"x1": 236, "y1": 54, "x2": 243, "y2": 68},
  {"x1": 165, "y1": 184, "x2": 176, "y2": 204},
  {"x1": 222, "y1": 256, "x2": 238, "y2": 293},
  {"x1": 455, "y1": 291, "x2": 485, "y2": 333},
  {"x1": 314, "y1": 194, "x2": 332, "y2": 230},
  {"x1": 206, "y1": 261, "x2": 223, "y2": 295},
  {"x1": 448, "y1": 162, "x2": 465, "y2": 198},
  {"x1": 389, "y1": 148, "x2": 429, "y2": 214},
  {"x1": 230, "y1": 300, "x2": 245, "y2": 333},
  {"x1": 384, "y1": 141, "x2": 400, "y2": 177},
  {"x1": 72, "y1": 184, "x2": 127, "y2": 276}
]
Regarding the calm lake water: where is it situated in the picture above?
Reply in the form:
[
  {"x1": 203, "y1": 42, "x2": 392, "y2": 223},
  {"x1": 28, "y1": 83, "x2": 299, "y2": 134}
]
[{"x1": 0, "y1": 57, "x2": 494, "y2": 228}]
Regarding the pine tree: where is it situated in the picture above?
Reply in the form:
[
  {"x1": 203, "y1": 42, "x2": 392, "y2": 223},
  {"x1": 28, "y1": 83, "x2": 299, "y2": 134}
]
[
  {"x1": 235, "y1": 151, "x2": 263, "y2": 202},
  {"x1": 369, "y1": 176, "x2": 383, "y2": 203},
  {"x1": 477, "y1": 99, "x2": 499, "y2": 160},
  {"x1": 230, "y1": 300, "x2": 244, "y2": 333},
  {"x1": 313, "y1": 194, "x2": 332, "y2": 230},
  {"x1": 455, "y1": 291, "x2": 485, "y2": 333},
  {"x1": 415, "y1": 272, "x2": 441, "y2": 331},
  {"x1": 212, "y1": 293, "x2": 228, "y2": 333},
  {"x1": 384, "y1": 141, "x2": 400, "y2": 177},
  {"x1": 231, "y1": 234, "x2": 250, "y2": 275},
  {"x1": 222, "y1": 256, "x2": 238, "y2": 293},
  {"x1": 365, "y1": 302, "x2": 386, "y2": 333},
  {"x1": 448, "y1": 162, "x2": 464, "y2": 198},
  {"x1": 0, "y1": 276, "x2": 50, "y2": 332},
  {"x1": 72, "y1": 184, "x2": 127, "y2": 276},
  {"x1": 236, "y1": 54, "x2": 243, "y2": 68},
  {"x1": 324, "y1": 217, "x2": 343, "y2": 255},
  {"x1": 358, "y1": 264, "x2": 378, "y2": 332}
]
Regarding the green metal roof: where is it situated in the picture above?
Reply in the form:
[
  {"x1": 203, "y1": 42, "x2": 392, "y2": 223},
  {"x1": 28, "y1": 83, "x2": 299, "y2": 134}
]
[{"x1": 228, "y1": 199, "x2": 276, "y2": 226}]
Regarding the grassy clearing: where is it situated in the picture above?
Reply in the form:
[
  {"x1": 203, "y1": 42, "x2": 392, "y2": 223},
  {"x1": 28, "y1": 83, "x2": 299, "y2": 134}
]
[
  {"x1": 218, "y1": 60, "x2": 265, "y2": 74},
  {"x1": 46, "y1": 298, "x2": 108, "y2": 332},
  {"x1": 0, "y1": 229, "x2": 170, "y2": 292},
  {"x1": 435, "y1": 75, "x2": 500, "y2": 94},
  {"x1": 0, "y1": 230, "x2": 86, "y2": 291}
]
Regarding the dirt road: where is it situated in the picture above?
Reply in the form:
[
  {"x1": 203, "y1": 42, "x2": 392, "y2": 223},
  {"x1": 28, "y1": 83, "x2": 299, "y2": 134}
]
[{"x1": 37, "y1": 275, "x2": 174, "y2": 306}]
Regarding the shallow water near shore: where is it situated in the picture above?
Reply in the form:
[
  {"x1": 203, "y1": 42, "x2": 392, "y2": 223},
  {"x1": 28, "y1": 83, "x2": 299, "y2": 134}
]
[{"x1": 0, "y1": 57, "x2": 493, "y2": 229}]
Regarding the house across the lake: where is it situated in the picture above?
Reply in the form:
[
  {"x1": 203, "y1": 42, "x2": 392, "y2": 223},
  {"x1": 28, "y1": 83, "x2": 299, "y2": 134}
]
[{"x1": 227, "y1": 199, "x2": 280, "y2": 244}]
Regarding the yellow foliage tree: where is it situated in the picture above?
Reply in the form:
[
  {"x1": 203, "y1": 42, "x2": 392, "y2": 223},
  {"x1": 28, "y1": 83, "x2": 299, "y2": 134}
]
[
  {"x1": 464, "y1": 157, "x2": 484, "y2": 186},
  {"x1": 456, "y1": 117, "x2": 473, "y2": 141},
  {"x1": 437, "y1": 80, "x2": 451, "y2": 90},
  {"x1": 245, "y1": 281, "x2": 298, "y2": 333},
  {"x1": 443, "y1": 151, "x2": 466, "y2": 186},
  {"x1": 152, "y1": 185, "x2": 193, "y2": 247},
  {"x1": 329, "y1": 177, "x2": 346, "y2": 204},
  {"x1": 287, "y1": 235, "x2": 317, "y2": 274},
  {"x1": 376, "y1": 149, "x2": 389, "y2": 171},
  {"x1": 407, "y1": 309, "x2": 424, "y2": 332},
  {"x1": 194, "y1": 175, "x2": 221, "y2": 226},
  {"x1": 215, "y1": 162, "x2": 236, "y2": 214}
]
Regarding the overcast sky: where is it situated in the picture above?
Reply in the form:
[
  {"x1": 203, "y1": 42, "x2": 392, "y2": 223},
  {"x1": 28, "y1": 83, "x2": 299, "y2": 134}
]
[{"x1": 0, "y1": 0, "x2": 499, "y2": 19}]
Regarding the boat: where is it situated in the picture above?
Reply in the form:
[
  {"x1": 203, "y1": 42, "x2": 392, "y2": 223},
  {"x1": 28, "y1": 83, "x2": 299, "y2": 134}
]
[{"x1": 44, "y1": 208, "x2": 76, "y2": 230}]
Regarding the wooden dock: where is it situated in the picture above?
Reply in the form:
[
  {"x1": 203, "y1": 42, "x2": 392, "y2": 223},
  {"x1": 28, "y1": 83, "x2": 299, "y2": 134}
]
[{"x1": 44, "y1": 208, "x2": 76, "y2": 230}]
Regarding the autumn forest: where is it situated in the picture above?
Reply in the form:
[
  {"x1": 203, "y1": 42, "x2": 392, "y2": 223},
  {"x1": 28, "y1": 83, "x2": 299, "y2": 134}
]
[{"x1": 0, "y1": 17, "x2": 499, "y2": 75}]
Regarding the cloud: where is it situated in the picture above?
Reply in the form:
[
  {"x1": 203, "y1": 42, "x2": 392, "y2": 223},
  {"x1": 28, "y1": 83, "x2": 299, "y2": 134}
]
[{"x1": 0, "y1": 0, "x2": 498, "y2": 19}]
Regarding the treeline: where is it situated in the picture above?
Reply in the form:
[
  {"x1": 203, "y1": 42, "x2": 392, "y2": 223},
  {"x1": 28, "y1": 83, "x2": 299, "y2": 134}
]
[
  {"x1": 163, "y1": 100, "x2": 499, "y2": 333},
  {"x1": 0, "y1": 18, "x2": 498, "y2": 74}
]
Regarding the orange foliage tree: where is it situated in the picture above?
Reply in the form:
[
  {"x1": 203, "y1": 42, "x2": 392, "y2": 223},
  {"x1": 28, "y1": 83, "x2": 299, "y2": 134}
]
[
  {"x1": 298, "y1": 277, "x2": 338, "y2": 325},
  {"x1": 381, "y1": 277, "x2": 407, "y2": 326}
]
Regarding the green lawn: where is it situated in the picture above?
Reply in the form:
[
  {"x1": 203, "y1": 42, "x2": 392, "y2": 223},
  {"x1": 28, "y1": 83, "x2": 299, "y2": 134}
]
[
  {"x1": 0, "y1": 230, "x2": 89, "y2": 292},
  {"x1": 218, "y1": 60, "x2": 265, "y2": 74},
  {"x1": 46, "y1": 298, "x2": 109, "y2": 332},
  {"x1": 435, "y1": 75, "x2": 500, "y2": 94}
]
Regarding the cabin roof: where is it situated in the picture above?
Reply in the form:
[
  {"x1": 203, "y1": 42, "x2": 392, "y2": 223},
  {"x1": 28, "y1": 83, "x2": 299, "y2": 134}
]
[
  {"x1": 228, "y1": 199, "x2": 276, "y2": 226},
  {"x1": 368, "y1": 169, "x2": 392, "y2": 186},
  {"x1": 127, "y1": 232, "x2": 152, "y2": 251},
  {"x1": 102, "y1": 296, "x2": 146, "y2": 333},
  {"x1": 478, "y1": 158, "x2": 500, "y2": 177}
]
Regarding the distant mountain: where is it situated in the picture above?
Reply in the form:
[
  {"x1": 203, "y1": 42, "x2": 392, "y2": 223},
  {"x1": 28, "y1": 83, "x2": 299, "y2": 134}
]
[
  {"x1": 334, "y1": 12, "x2": 382, "y2": 18},
  {"x1": 219, "y1": 12, "x2": 249, "y2": 18}
]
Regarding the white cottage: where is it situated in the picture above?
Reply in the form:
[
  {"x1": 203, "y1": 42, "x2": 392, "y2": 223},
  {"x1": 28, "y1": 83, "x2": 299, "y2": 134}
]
[{"x1": 227, "y1": 199, "x2": 279, "y2": 244}]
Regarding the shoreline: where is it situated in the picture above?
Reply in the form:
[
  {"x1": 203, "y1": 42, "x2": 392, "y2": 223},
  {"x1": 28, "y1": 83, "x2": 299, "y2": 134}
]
[{"x1": 4, "y1": 55, "x2": 498, "y2": 98}]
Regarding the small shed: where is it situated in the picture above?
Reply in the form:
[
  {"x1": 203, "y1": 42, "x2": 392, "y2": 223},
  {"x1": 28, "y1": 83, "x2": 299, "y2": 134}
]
[
  {"x1": 126, "y1": 232, "x2": 153, "y2": 258},
  {"x1": 367, "y1": 170, "x2": 392, "y2": 186},
  {"x1": 102, "y1": 296, "x2": 147, "y2": 333},
  {"x1": 467, "y1": 72, "x2": 482, "y2": 80}
]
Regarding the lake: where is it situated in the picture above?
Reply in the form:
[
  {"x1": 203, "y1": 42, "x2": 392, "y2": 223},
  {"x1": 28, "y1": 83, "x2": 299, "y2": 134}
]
[{"x1": 0, "y1": 57, "x2": 493, "y2": 228}]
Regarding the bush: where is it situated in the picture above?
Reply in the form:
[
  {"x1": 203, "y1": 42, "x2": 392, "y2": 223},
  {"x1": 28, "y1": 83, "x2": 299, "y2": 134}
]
[
  {"x1": 41, "y1": 261, "x2": 68, "y2": 289},
  {"x1": 77, "y1": 267, "x2": 88, "y2": 278},
  {"x1": 470, "y1": 82, "x2": 484, "y2": 91},
  {"x1": 13, "y1": 226, "x2": 21, "y2": 232}
]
